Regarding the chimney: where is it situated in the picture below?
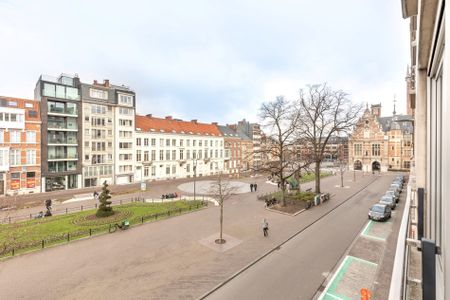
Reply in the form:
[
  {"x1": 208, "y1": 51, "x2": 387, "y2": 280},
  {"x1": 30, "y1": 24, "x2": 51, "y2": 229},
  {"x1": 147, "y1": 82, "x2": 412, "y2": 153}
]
[
  {"x1": 165, "y1": 116, "x2": 173, "y2": 120},
  {"x1": 93, "y1": 80, "x2": 98, "y2": 85},
  {"x1": 191, "y1": 119, "x2": 197, "y2": 124},
  {"x1": 212, "y1": 122, "x2": 218, "y2": 125},
  {"x1": 104, "y1": 79, "x2": 110, "y2": 87},
  {"x1": 371, "y1": 104, "x2": 381, "y2": 118},
  {"x1": 146, "y1": 114, "x2": 152, "y2": 118}
]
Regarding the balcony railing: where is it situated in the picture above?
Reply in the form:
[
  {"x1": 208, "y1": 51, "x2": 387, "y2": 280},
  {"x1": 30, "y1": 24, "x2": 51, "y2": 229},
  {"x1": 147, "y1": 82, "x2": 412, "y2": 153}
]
[
  {"x1": 48, "y1": 122, "x2": 78, "y2": 131},
  {"x1": 48, "y1": 106, "x2": 77, "y2": 115},
  {"x1": 48, "y1": 154, "x2": 78, "y2": 160},
  {"x1": 388, "y1": 173, "x2": 422, "y2": 300},
  {"x1": 48, "y1": 137, "x2": 77, "y2": 144}
]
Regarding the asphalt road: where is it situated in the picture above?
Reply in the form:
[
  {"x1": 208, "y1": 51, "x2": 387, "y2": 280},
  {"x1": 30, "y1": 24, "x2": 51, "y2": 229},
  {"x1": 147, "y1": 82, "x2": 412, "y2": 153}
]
[
  {"x1": 0, "y1": 172, "x2": 393, "y2": 299},
  {"x1": 205, "y1": 174, "x2": 395, "y2": 300}
]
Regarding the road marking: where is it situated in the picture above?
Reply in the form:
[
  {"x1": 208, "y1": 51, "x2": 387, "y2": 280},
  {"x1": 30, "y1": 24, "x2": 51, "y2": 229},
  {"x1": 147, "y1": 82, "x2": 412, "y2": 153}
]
[
  {"x1": 318, "y1": 256, "x2": 378, "y2": 300},
  {"x1": 324, "y1": 292, "x2": 345, "y2": 300},
  {"x1": 361, "y1": 220, "x2": 388, "y2": 241}
]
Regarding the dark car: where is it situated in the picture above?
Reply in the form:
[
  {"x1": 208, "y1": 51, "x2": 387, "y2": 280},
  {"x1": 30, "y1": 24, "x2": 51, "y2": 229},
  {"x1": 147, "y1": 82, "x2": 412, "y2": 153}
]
[
  {"x1": 390, "y1": 183, "x2": 402, "y2": 193},
  {"x1": 379, "y1": 195, "x2": 396, "y2": 210},
  {"x1": 385, "y1": 190, "x2": 399, "y2": 203},
  {"x1": 368, "y1": 204, "x2": 391, "y2": 221}
]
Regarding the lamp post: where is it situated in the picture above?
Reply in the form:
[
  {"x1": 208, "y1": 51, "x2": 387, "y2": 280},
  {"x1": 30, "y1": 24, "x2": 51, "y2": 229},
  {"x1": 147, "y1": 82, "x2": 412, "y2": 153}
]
[{"x1": 193, "y1": 159, "x2": 197, "y2": 201}]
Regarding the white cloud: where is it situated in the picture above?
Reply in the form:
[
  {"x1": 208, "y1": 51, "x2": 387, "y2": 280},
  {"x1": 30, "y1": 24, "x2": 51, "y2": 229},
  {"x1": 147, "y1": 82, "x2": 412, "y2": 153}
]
[{"x1": 0, "y1": 0, "x2": 411, "y2": 124}]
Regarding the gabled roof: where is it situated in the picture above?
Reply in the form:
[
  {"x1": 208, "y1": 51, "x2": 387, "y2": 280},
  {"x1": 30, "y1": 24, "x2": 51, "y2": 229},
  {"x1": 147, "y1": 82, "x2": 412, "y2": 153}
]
[{"x1": 136, "y1": 115, "x2": 222, "y2": 136}]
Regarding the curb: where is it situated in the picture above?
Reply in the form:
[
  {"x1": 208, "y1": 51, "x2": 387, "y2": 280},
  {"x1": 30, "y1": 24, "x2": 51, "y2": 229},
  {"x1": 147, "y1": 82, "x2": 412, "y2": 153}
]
[{"x1": 198, "y1": 176, "x2": 380, "y2": 299}]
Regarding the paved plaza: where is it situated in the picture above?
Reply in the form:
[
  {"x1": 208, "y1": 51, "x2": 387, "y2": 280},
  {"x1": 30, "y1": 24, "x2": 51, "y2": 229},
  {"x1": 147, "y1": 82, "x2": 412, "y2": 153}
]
[
  {"x1": 178, "y1": 180, "x2": 252, "y2": 194},
  {"x1": 0, "y1": 172, "x2": 401, "y2": 299}
]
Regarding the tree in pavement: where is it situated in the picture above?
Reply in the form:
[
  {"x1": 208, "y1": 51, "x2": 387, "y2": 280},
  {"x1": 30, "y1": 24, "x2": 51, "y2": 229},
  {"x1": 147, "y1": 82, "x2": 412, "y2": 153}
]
[
  {"x1": 258, "y1": 96, "x2": 313, "y2": 206},
  {"x1": 296, "y1": 84, "x2": 362, "y2": 194},
  {"x1": 209, "y1": 172, "x2": 238, "y2": 244},
  {"x1": 96, "y1": 181, "x2": 114, "y2": 217}
]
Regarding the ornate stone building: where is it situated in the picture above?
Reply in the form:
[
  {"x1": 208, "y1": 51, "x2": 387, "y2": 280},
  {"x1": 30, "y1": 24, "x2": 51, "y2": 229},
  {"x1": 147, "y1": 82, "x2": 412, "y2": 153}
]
[{"x1": 348, "y1": 104, "x2": 413, "y2": 172}]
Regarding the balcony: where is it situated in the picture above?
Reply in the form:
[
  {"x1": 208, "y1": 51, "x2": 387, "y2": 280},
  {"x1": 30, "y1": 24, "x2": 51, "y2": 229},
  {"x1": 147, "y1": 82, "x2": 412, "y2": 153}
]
[
  {"x1": 48, "y1": 154, "x2": 78, "y2": 161},
  {"x1": 48, "y1": 135, "x2": 77, "y2": 145},
  {"x1": 48, "y1": 105, "x2": 78, "y2": 116},
  {"x1": 48, "y1": 120, "x2": 78, "y2": 131},
  {"x1": 48, "y1": 161, "x2": 77, "y2": 173}
]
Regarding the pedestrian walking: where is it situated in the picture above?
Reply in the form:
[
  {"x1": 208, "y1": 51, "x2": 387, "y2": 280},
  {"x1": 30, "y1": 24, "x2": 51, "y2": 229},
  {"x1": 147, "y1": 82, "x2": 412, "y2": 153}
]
[
  {"x1": 262, "y1": 218, "x2": 269, "y2": 237},
  {"x1": 250, "y1": 183, "x2": 254, "y2": 192},
  {"x1": 254, "y1": 183, "x2": 258, "y2": 192}
]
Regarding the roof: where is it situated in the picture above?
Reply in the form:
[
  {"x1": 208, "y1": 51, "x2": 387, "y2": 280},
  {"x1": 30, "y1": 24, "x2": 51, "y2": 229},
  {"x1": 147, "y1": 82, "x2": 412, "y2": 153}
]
[
  {"x1": 217, "y1": 125, "x2": 240, "y2": 138},
  {"x1": 378, "y1": 115, "x2": 414, "y2": 133},
  {"x1": 136, "y1": 115, "x2": 222, "y2": 136},
  {"x1": 235, "y1": 129, "x2": 252, "y2": 141}
]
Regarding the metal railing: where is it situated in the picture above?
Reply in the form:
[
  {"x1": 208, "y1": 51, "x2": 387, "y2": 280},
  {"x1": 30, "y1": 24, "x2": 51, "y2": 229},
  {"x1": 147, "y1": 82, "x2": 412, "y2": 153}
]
[{"x1": 389, "y1": 175, "x2": 420, "y2": 300}]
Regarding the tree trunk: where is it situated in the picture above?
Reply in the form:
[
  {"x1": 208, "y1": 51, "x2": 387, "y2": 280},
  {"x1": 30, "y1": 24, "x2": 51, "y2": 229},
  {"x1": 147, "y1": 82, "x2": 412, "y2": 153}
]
[
  {"x1": 315, "y1": 161, "x2": 321, "y2": 194},
  {"x1": 220, "y1": 201, "x2": 223, "y2": 241},
  {"x1": 281, "y1": 179, "x2": 286, "y2": 206}
]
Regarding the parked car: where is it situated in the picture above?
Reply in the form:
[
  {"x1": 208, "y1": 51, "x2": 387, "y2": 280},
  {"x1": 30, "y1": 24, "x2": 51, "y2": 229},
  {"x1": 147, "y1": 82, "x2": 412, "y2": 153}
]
[
  {"x1": 395, "y1": 175, "x2": 405, "y2": 183},
  {"x1": 379, "y1": 195, "x2": 396, "y2": 210},
  {"x1": 368, "y1": 204, "x2": 391, "y2": 221},
  {"x1": 390, "y1": 183, "x2": 402, "y2": 193},
  {"x1": 385, "y1": 190, "x2": 399, "y2": 203},
  {"x1": 392, "y1": 179, "x2": 403, "y2": 188},
  {"x1": 386, "y1": 187, "x2": 400, "y2": 201}
]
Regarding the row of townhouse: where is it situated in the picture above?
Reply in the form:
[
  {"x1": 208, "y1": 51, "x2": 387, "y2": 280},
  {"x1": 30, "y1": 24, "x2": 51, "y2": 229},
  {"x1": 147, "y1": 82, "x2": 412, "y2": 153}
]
[{"x1": 0, "y1": 73, "x2": 259, "y2": 196}]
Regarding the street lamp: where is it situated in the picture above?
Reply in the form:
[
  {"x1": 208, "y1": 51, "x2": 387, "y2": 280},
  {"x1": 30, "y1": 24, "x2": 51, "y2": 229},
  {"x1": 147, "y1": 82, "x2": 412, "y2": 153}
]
[{"x1": 193, "y1": 159, "x2": 197, "y2": 201}]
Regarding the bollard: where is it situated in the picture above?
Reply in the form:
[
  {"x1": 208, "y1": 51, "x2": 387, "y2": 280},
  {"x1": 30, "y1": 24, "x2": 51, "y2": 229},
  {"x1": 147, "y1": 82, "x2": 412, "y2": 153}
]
[
  {"x1": 120, "y1": 199, "x2": 122, "y2": 205},
  {"x1": 9, "y1": 217, "x2": 11, "y2": 224},
  {"x1": 155, "y1": 213, "x2": 158, "y2": 220},
  {"x1": 142, "y1": 197, "x2": 144, "y2": 203},
  {"x1": 66, "y1": 208, "x2": 68, "y2": 214},
  {"x1": 42, "y1": 240, "x2": 44, "y2": 249},
  {"x1": 81, "y1": 205, "x2": 83, "y2": 211},
  {"x1": 67, "y1": 233, "x2": 70, "y2": 242},
  {"x1": 12, "y1": 248, "x2": 14, "y2": 256},
  {"x1": 197, "y1": 203, "x2": 199, "y2": 209},
  {"x1": 30, "y1": 214, "x2": 32, "y2": 220},
  {"x1": 95, "y1": 203, "x2": 97, "y2": 209},
  {"x1": 141, "y1": 216, "x2": 144, "y2": 223},
  {"x1": 89, "y1": 229, "x2": 92, "y2": 236},
  {"x1": 168, "y1": 210, "x2": 171, "y2": 216},
  {"x1": 179, "y1": 208, "x2": 182, "y2": 214},
  {"x1": 109, "y1": 224, "x2": 112, "y2": 233}
]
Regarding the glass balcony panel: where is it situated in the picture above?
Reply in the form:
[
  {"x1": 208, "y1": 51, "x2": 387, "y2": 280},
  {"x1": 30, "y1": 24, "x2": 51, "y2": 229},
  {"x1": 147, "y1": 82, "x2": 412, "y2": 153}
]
[
  {"x1": 43, "y1": 83, "x2": 56, "y2": 97},
  {"x1": 56, "y1": 85, "x2": 65, "y2": 98},
  {"x1": 66, "y1": 87, "x2": 80, "y2": 100}
]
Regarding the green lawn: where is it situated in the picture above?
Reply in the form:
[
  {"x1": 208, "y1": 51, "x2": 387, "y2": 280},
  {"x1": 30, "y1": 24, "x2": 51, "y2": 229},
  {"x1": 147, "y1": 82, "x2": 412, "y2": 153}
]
[{"x1": 0, "y1": 200, "x2": 204, "y2": 257}]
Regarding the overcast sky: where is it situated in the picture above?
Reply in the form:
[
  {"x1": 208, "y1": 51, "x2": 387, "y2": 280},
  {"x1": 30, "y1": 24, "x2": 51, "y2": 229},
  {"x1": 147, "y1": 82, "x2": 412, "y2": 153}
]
[{"x1": 0, "y1": 0, "x2": 409, "y2": 124}]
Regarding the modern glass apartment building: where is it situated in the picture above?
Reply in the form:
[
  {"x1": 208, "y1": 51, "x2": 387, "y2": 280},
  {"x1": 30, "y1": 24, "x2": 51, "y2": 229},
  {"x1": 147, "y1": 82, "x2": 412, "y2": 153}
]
[{"x1": 34, "y1": 74, "x2": 82, "y2": 191}]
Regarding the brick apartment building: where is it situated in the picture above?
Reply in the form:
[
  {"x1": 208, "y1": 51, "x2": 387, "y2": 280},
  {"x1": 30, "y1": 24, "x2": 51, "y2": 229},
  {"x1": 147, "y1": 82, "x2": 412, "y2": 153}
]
[{"x1": 0, "y1": 96, "x2": 41, "y2": 195}]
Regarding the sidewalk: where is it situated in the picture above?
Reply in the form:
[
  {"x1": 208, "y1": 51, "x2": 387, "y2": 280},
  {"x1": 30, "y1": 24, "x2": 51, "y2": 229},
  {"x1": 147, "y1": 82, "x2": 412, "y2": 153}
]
[
  {"x1": 0, "y1": 174, "x2": 230, "y2": 210},
  {"x1": 316, "y1": 180, "x2": 407, "y2": 300}
]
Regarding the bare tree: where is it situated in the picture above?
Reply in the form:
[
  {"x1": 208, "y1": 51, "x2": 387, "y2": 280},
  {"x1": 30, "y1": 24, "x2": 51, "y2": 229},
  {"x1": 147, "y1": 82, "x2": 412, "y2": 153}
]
[
  {"x1": 296, "y1": 84, "x2": 362, "y2": 193},
  {"x1": 258, "y1": 96, "x2": 312, "y2": 206},
  {"x1": 209, "y1": 172, "x2": 238, "y2": 244}
]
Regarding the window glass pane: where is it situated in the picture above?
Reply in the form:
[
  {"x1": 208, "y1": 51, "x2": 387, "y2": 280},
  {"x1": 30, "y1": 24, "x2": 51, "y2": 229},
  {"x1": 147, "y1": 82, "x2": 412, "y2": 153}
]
[
  {"x1": 66, "y1": 87, "x2": 79, "y2": 100},
  {"x1": 56, "y1": 85, "x2": 65, "y2": 98},
  {"x1": 43, "y1": 83, "x2": 56, "y2": 97}
]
